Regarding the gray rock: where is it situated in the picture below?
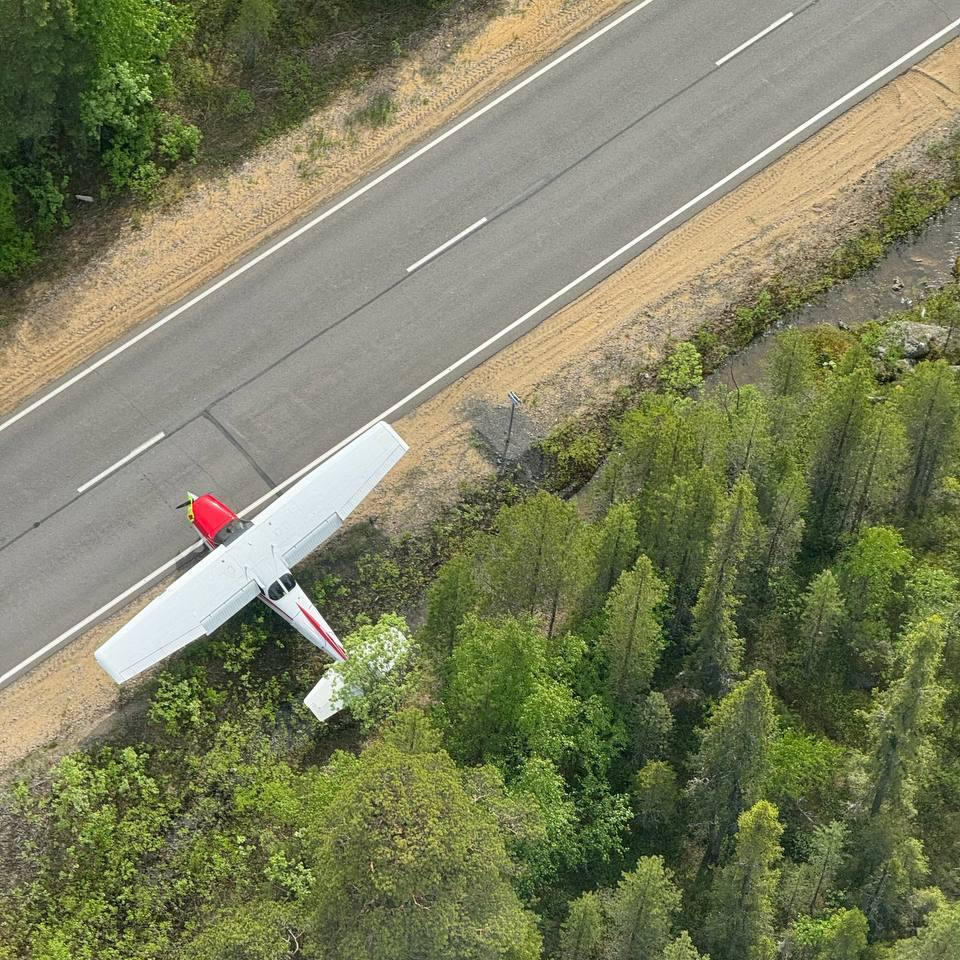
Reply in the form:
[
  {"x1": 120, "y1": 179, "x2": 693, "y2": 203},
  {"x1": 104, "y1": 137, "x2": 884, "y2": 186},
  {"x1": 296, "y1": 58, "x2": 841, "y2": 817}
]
[{"x1": 881, "y1": 320, "x2": 951, "y2": 360}]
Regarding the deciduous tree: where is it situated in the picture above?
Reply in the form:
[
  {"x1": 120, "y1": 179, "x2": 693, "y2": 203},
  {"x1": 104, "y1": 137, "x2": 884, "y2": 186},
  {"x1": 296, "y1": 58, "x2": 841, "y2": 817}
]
[
  {"x1": 837, "y1": 526, "x2": 914, "y2": 684},
  {"x1": 305, "y1": 740, "x2": 542, "y2": 960},
  {"x1": 443, "y1": 615, "x2": 545, "y2": 763},
  {"x1": 782, "y1": 908, "x2": 868, "y2": 960}
]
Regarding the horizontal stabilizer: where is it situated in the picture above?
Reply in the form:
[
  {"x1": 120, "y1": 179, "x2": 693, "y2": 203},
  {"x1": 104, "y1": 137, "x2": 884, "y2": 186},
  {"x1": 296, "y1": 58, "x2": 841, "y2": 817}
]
[{"x1": 304, "y1": 669, "x2": 350, "y2": 722}]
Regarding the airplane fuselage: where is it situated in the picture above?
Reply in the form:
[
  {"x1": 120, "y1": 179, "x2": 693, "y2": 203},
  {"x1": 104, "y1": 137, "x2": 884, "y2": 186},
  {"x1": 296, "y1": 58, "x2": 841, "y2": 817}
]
[{"x1": 188, "y1": 494, "x2": 347, "y2": 661}]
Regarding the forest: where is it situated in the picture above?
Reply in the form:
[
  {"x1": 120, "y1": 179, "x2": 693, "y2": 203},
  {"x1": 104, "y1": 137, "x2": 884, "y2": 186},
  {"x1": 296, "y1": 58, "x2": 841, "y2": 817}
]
[
  {"x1": 3, "y1": 312, "x2": 960, "y2": 959},
  {"x1": 0, "y1": 0, "x2": 465, "y2": 282}
]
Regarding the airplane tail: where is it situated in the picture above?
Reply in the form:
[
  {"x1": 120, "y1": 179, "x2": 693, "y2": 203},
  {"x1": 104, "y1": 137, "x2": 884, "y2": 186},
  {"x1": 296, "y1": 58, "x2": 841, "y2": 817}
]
[
  {"x1": 304, "y1": 669, "x2": 352, "y2": 722},
  {"x1": 302, "y1": 624, "x2": 409, "y2": 722}
]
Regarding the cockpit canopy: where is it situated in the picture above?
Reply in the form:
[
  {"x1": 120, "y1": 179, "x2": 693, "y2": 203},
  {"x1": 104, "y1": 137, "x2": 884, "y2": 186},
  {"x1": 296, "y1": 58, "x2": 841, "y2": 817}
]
[{"x1": 266, "y1": 572, "x2": 296, "y2": 601}]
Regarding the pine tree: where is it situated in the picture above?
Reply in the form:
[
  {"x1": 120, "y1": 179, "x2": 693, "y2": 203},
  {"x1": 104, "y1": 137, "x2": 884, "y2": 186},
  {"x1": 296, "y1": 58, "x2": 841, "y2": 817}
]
[
  {"x1": 600, "y1": 555, "x2": 668, "y2": 705},
  {"x1": 760, "y1": 459, "x2": 809, "y2": 584},
  {"x1": 781, "y1": 820, "x2": 849, "y2": 920},
  {"x1": 767, "y1": 329, "x2": 817, "y2": 399},
  {"x1": 865, "y1": 614, "x2": 946, "y2": 818},
  {"x1": 0, "y1": 0, "x2": 76, "y2": 151},
  {"x1": 704, "y1": 801, "x2": 783, "y2": 960},
  {"x1": 615, "y1": 396, "x2": 696, "y2": 500},
  {"x1": 604, "y1": 855, "x2": 681, "y2": 960},
  {"x1": 723, "y1": 386, "x2": 775, "y2": 509},
  {"x1": 858, "y1": 831, "x2": 929, "y2": 939},
  {"x1": 585, "y1": 501, "x2": 639, "y2": 614},
  {"x1": 559, "y1": 892, "x2": 604, "y2": 960},
  {"x1": 890, "y1": 900, "x2": 960, "y2": 959},
  {"x1": 798, "y1": 570, "x2": 845, "y2": 674},
  {"x1": 421, "y1": 553, "x2": 479, "y2": 663},
  {"x1": 631, "y1": 761, "x2": 679, "y2": 829},
  {"x1": 837, "y1": 401, "x2": 906, "y2": 538},
  {"x1": 898, "y1": 360, "x2": 960, "y2": 518},
  {"x1": 806, "y1": 366, "x2": 874, "y2": 548},
  {"x1": 685, "y1": 391, "x2": 732, "y2": 475},
  {"x1": 663, "y1": 931, "x2": 709, "y2": 960},
  {"x1": 688, "y1": 671, "x2": 778, "y2": 861},
  {"x1": 229, "y1": 0, "x2": 277, "y2": 69},
  {"x1": 640, "y1": 466, "x2": 722, "y2": 621},
  {"x1": 629, "y1": 690, "x2": 674, "y2": 765},
  {"x1": 688, "y1": 474, "x2": 760, "y2": 693},
  {"x1": 475, "y1": 492, "x2": 592, "y2": 637}
]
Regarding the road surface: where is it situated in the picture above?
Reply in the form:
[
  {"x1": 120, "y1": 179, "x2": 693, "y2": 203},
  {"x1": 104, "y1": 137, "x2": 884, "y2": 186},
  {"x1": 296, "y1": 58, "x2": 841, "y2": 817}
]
[{"x1": 2, "y1": 0, "x2": 959, "y2": 683}]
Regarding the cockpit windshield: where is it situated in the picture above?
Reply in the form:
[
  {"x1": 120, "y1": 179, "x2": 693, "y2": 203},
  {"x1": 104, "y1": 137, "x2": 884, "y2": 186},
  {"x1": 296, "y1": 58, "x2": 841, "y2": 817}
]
[
  {"x1": 267, "y1": 573, "x2": 296, "y2": 601},
  {"x1": 213, "y1": 518, "x2": 254, "y2": 546}
]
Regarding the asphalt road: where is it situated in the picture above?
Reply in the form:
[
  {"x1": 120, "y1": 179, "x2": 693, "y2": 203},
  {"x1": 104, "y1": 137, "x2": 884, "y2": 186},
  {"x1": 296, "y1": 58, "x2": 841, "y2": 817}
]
[{"x1": 3, "y1": 0, "x2": 960, "y2": 684}]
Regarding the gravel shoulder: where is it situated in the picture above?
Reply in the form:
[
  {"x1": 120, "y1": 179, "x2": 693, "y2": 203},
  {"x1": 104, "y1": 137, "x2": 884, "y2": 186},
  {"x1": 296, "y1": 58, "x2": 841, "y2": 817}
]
[{"x1": 2, "y1": 21, "x2": 959, "y2": 771}]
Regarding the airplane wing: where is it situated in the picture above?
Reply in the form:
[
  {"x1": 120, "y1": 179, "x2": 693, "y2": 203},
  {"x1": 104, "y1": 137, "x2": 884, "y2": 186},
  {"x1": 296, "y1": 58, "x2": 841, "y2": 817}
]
[
  {"x1": 95, "y1": 422, "x2": 407, "y2": 684},
  {"x1": 95, "y1": 552, "x2": 260, "y2": 683},
  {"x1": 249, "y1": 421, "x2": 408, "y2": 567}
]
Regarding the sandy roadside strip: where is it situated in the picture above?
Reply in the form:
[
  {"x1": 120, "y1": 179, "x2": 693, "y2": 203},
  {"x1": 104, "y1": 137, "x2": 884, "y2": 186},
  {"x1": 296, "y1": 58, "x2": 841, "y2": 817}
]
[
  {"x1": 2, "y1": 30, "x2": 959, "y2": 770},
  {"x1": 0, "y1": 0, "x2": 633, "y2": 417}
]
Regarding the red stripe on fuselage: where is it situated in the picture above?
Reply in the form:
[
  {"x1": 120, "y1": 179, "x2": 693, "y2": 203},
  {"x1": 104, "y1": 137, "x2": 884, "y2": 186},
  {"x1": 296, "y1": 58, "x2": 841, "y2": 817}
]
[{"x1": 298, "y1": 604, "x2": 347, "y2": 660}]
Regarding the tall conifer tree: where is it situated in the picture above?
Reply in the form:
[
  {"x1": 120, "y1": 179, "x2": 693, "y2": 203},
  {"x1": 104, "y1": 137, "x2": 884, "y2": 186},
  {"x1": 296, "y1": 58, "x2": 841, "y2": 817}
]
[
  {"x1": 689, "y1": 474, "x2": 760, "y2": 692},
  {"x1": 688, "y1": 671, "x2": 778, "y2": 861},
  {"x1": 705, "y1": 801, "x2": 783, "y2": 960}
]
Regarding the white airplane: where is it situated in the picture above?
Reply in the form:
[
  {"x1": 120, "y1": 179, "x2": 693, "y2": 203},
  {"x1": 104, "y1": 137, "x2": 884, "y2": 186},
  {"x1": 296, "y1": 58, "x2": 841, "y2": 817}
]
[{"x1": 95, "y1": 422, "x2": 407, "y2": 720}]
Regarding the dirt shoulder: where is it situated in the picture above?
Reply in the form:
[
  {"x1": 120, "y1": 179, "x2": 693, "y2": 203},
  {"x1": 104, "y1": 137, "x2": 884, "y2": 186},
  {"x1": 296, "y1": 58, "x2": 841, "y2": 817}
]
[
  {"x1": 2, "y1": 29, "x2": 960, "y2": 771},
  {"x1": 0, "y1": 0, "x2": 631, "y2": 416}
]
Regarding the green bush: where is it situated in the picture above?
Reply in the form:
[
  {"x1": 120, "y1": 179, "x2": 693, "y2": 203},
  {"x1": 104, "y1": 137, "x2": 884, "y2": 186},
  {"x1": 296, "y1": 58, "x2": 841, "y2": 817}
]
[{"x1": 660, "y1": 341, "x2": 704, "y2": 394}]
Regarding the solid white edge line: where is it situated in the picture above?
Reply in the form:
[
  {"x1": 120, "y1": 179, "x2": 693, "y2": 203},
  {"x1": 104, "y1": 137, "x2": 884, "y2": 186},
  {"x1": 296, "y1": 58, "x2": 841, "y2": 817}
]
[
  {"x1": 716, "y1": 11, "x2": 794, "y2": 67},
  {"x1": 0, "y1": 542, "x2": 200, "y2": 687},
  {"x1": 0, "y1": 0, "x2": 661, "y2": 440},
  {"x1": 406, "y1": 218, "x2": 488, "y2": 273},
  {"x1": 2, "y1": 16, "x2": 958, "y2": 690},
  {"x1": 76, "y1": 431, "x2": 166, "y2": 493}
]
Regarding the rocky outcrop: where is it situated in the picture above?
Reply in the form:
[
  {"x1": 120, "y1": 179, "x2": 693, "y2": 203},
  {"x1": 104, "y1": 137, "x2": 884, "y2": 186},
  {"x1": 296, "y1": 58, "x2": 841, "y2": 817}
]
[{"x1": 878, "y1": 320, "x2": 953, "y2": 360}]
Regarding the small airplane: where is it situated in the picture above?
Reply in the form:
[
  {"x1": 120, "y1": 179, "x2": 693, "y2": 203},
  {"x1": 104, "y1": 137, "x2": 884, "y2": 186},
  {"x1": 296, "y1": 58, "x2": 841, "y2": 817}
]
[{"x1": 95, "y1": 422, "x2": 408, "y2": 720}]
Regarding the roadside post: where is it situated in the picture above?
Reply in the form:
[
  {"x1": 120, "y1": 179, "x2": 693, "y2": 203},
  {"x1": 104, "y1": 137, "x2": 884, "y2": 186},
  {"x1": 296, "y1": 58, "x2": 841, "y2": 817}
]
[{"x1": 500, "y1": 392, "x2": 522, "y2": 473}]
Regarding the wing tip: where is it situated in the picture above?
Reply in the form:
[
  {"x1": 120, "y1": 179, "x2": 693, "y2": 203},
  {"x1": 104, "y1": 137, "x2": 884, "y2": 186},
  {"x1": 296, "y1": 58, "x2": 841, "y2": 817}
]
[{"x1": 94, "y1": 644, "x2": 125, "y2": 684}]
